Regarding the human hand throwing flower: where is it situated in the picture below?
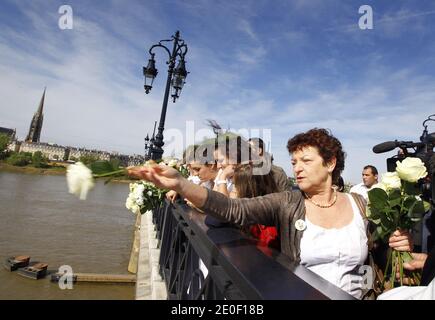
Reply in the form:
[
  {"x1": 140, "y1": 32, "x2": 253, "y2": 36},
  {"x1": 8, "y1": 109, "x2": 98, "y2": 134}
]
[
  {"x1": 127, "y1": 164, "x2": 182, "y2": 191},
  {"x1": 127, "y1": 164, "x2": 208, "y2": 208}
]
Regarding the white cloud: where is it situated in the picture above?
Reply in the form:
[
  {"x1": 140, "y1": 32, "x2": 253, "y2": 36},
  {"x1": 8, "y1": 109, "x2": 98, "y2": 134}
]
[
  {"x1": 237, "y1": 19, "x2": 258, "y2": 41},
  {"x1": 1, "y1": 0, "x2": 434, "y2": 185},
  {"x1": 377, "y1": 8, "x2": 435, "y2": 38},
  {"x1": 236, "y1": 45, "x2": 266, "y2": 65}
]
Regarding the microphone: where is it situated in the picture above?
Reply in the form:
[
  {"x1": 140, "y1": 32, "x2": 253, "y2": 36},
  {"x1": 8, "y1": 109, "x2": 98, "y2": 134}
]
[
  {"x1": 373, "y1": 141, "x2": 398, "y2": 154},
  {"x1": 373, "y1": 140, "x2": 426, "y2": 154}
]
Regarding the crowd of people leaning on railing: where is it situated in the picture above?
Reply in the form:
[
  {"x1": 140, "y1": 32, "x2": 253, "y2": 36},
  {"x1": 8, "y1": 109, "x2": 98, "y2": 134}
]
[{"x1": 128, "y1": 128, "x2": 435, "y2": 300}]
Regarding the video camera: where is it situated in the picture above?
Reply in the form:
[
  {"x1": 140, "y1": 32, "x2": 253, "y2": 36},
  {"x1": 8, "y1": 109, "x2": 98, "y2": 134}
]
[{"x1": 372, "y1": 114, "x2": 435, "y2": 205}]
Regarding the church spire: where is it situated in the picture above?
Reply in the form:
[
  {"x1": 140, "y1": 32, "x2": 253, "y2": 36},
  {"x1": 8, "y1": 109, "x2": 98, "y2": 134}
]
[
  {"x1": 26, "y1": 88, "x2": 46, "y2": 143},
  {"x1": 36, "y1": 87, "x2": 46, "y2": 115}
]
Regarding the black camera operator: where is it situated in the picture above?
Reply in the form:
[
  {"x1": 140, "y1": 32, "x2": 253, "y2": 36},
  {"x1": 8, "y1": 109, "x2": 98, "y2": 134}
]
[{"x1": 373, "y1": 114, "x2": 435, "y2": 252}]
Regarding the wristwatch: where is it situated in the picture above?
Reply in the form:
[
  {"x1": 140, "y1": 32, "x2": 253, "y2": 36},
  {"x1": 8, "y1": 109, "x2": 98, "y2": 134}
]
[{"x1": 215, "y1": 180, "x2": 228, "y2": 186}]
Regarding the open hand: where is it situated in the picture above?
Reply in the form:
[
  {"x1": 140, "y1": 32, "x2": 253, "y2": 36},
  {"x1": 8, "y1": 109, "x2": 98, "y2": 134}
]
[
  {"x1": 395, "y1": 252, "x2": 427, "y2": 285},
  {"x1": 221, "y1": 164, "x2": 235, "y2": 180},
  {"x1": 166, "y1": 190, "x2": 178, "y2": 203},
  {"x1": 403, "y1": 252, "x2": 427, "y2": 271}
]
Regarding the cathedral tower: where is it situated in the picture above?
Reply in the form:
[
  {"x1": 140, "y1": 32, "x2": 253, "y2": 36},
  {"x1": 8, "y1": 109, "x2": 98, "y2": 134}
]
[{"x1": 26, "y1": 88, "x2": 46, "y2": 143}]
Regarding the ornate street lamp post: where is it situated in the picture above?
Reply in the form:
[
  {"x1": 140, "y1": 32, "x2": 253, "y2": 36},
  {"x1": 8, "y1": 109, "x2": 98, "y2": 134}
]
[
  {"x1": 143, "y1": 30, "x2": 188, "y2": 160},
  {"x1": 144, "y1": 134, "x2": 151, "y2": 160},
  {"x1": 144, "y1": 121, "x2": 157, "y2": 161}
]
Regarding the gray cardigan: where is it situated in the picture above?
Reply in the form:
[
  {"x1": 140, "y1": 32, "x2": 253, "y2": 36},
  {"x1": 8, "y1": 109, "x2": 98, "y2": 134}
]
[
  {"x1": 200, "y1": 189, "x2": 385, "y2": 298},
  {"x1": 200, "y1": 188, "x2": 306, "y2": 262}
]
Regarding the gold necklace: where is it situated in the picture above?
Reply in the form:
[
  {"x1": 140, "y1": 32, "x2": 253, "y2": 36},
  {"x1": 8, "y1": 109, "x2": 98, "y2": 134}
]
[{"x1": 304, "y1": 186, "x2": 338, "y2": 208}]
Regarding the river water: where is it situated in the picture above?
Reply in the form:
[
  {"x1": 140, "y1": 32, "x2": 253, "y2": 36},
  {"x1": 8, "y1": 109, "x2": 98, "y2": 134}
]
[{"x1": 0, "y1": 171, "x2": 136, "y2": 299}]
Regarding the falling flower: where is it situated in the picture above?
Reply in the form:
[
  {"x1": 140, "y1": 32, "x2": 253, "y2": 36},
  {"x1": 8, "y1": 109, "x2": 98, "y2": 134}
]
[{"x1": 66, "y1": 162, "x2": 95, "y2": 200}]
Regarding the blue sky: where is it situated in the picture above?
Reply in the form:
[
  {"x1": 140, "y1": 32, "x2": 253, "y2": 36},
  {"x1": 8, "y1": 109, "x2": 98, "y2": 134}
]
[{"x1": 1, "y1": 0, "x2": 435, "y2": 183}]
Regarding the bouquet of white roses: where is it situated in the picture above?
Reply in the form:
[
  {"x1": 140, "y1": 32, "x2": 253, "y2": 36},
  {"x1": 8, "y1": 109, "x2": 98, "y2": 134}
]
[
  {"x1": 125, "y1": 180, "x2": 167, "y2": 214},
  {"x1": 367, "y1": 157, "x2": 430, "y2": 288}
]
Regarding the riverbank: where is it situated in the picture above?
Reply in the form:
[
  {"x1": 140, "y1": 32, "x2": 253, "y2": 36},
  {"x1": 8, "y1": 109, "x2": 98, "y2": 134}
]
[
  {"x1": 0, "y1": 162, "x2": 136, "y2": 183},
  {"x1": 0, "y1": 162, "x2": 66, "y2": 175}
]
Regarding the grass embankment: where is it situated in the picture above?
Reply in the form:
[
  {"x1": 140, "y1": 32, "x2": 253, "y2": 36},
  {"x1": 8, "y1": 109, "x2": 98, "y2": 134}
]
[{"x1": 0, "y1": 161, "x2": 67, "y2": 175}]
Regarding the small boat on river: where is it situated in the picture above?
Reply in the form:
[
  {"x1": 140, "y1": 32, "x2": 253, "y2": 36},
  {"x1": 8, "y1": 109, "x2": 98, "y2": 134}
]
[
  {"x1": 3, "y1": 256, "x2": 31, "y2": 271},
  {"x1": 17, "y1": 262, "x2": 48, "y2": 280}
]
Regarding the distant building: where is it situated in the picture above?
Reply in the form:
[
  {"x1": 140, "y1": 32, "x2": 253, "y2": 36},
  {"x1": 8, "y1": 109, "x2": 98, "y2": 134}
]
[
  {"x1": 14, "y1": 142, "x2": 144, "y2": 166},
  {"x1": 68, "y1": 146, "x2": 111, "y2": 162},
  {"x1": 1, "y1": 127, "x2": 18, "y2": 152},
  {"x1": 2, "y1": 87, "x2": 145, "y2": 166},
  {"x1": 0, "y1": 127, "x2": 16, "y2": 140},
  {"x1": 20, "y1": 141, "x2": 66, "y2": 161}
]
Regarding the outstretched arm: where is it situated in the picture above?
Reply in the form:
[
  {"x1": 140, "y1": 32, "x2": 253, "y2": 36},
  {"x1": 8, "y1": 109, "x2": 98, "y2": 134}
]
[{"x1": 127, "y1": 165, "x2": 291, "y2": 227}]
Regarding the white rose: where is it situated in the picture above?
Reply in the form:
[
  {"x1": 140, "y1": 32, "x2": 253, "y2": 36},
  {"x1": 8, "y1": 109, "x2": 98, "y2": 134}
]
[
  {"x1": 381, "y1": 172, "x2": 401, "y2": 190},
  {"x1": 136, "y1": 197, "x2": 144, "y2": 206},
  {"x1": 396, "y1": 157, "x2": 428, "y2": 183},
  {"x1": 132, "y1": 186, "x2": 143, "y2": 199},
  {"x1": 130, "y1": 203, "x2": 139, "y2": 214},
  {"x1": 125, "y1": 196, "x2": 135, "y2": 210},
  {"x1": 168, "y1": 159, "x2": 178, "y2": 167},
  {"x1": 135, "y1": 184, "x2": 145, "y2": 195},
  {"x1": 66, "y1": 162, "x2": 95, "y2": 200},
  {"x1": 129, "y1": 183, "x2": 139, "y2": 193},
  {"x1": 126, "y1": 195, "x2": 140, "y2": 213},
  {"x1": 188, "y1": 175, "x2": 201, "y2": 185},
  {"x1": 132, "y1": 186, "x2": 144, "y2": 204}
]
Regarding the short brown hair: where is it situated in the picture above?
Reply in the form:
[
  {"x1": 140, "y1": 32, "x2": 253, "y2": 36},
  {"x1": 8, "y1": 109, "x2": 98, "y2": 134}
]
[
  {"x1": 286, "y1": 128, "x2": 345, "y2": 184},
  {"x1": 233, "y1": 163, "x2": 278, "y2": 198},
  {"x1": 363, "y1": 165, "x2": 378, "y2": 175}
]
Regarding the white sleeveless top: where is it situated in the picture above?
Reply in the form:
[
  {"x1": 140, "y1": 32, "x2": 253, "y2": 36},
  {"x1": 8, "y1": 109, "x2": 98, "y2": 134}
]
[{"x1": 300, "y1": 194, "x2": 369, "y2": 299}]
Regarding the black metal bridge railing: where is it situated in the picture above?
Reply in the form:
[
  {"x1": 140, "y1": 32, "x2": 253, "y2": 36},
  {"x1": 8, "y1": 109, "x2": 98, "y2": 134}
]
[{"x1": 152, "y1": 199, "x2": 355, "y2": 300}]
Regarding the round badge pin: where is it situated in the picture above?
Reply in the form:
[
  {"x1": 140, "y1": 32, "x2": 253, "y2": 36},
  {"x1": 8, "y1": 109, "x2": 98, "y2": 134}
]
[{"x1": 295, "y1": 219, "x2": 307, "y2": 231}]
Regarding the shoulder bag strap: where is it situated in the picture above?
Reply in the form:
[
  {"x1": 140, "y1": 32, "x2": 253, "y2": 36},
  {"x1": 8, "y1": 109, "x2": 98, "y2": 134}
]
[
  {"x1": 350, "y1": 192, "x2": 373, "y2": 251},
  {"x1": 350, "y1": 192, "x2": 367, "y2": 219},
  {"x1": 350, "y1": 192, "x2": 384, "y2": 298}
]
